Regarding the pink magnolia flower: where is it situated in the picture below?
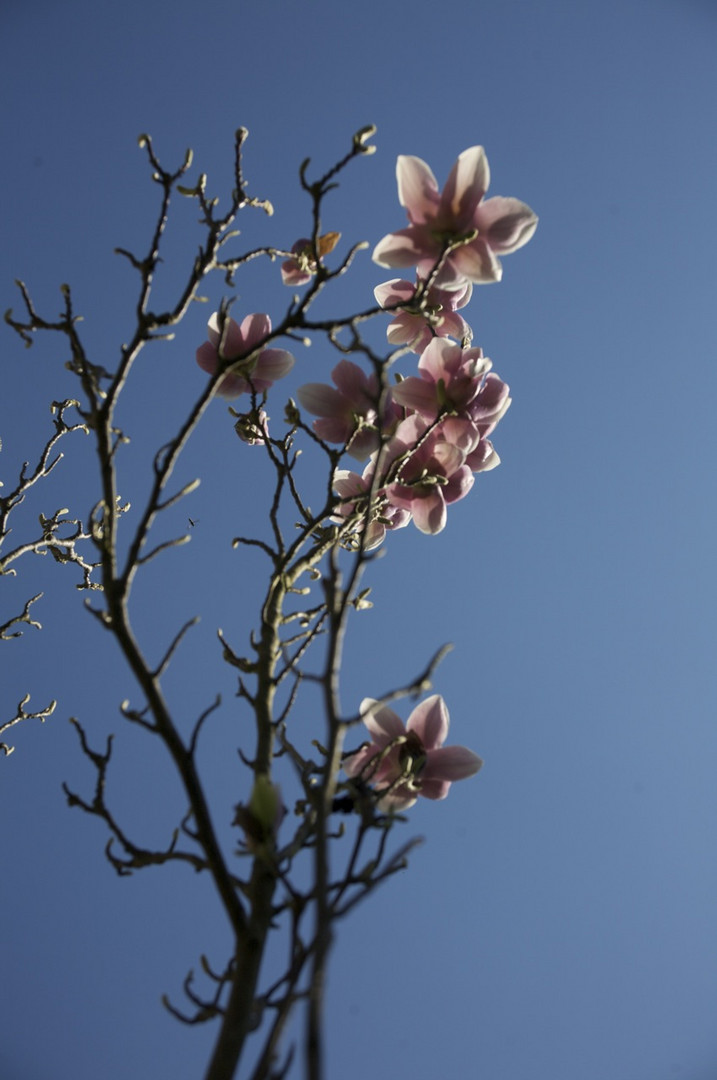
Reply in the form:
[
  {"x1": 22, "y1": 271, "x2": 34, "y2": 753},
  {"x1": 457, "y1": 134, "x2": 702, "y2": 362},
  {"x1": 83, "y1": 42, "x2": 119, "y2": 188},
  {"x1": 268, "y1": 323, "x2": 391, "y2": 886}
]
[
  {"x1": 297, "y1": 359, "x2": 399, "y2": 461},
  {"x1": 380, "y1": 414, "x2": 476, "y2": 535},
  {"x1": 374, "y1": 277, "x2": 473, "y2": 353},
  {"x1": 281, "y1": 232, "x2": 341, "y2": 287},
  {"x1": 281, "y1": 239, "x2": 314, "y2": 287},
  {"x1": 344, "y1": 695, "x2": 482, "y2": 811},
  {"x1": 332, "y1": 466, "x2": 411, "y2": 549},
  {"x1": 465, "y1": 372, "x2": 511, "y2": 439},
  {"x1": 391, "y1": 338, "x2": 493, "y2": 422},
  {"x1": 373, "y1": 147, "x2": 538, "y2": 290},
  {"x1": 196, "y1": 312, "x2": 294, "y2": 399}
]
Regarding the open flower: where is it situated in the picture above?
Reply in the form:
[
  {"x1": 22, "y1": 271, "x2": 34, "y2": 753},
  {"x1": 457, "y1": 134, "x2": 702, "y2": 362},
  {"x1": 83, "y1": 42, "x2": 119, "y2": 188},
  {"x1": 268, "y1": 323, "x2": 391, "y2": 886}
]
[
  {"x1": 196, "y1": 311, "x2": 294, "y2": 399},
  {"x1": 374, "y1": 277, "x2": 473, "y2": 353},
  {"x1": 332, "y1": 465, "x2": 411, "y2": 549},
  {"x1": 373, "y1": 147, "x2": 538, "y2": 290},
  {"x1": 344, "y1": 695, "x2": 482, "y2": 811},
  {"x1": 297, "y1": 359, "x2": 399, "y2": 460},
  {"x1": 391, "y1": 338, "x2": 493, "y2": 421},
  {"x1": 380, "y1": 415, "x2": 476, "y2": 535}
]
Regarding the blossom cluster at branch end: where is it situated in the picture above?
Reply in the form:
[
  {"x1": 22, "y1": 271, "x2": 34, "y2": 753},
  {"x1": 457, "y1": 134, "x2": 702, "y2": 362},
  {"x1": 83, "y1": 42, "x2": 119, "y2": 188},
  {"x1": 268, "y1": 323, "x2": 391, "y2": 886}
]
[
  {"x1": 372, "y1": 146, "x2": 537, "y2": 291},
  {"x1": 344, "y1": 695, "x2": 482, "y2": 811},
  {"x1": 196, "y1": 312, "x2": 295, "y2": 399},
  {"x1": 299, "y1": 339, "x2": 510, "y2": 544},
  {"x1": 303, "y1": 142, "x2": 534, "y2": 547}
]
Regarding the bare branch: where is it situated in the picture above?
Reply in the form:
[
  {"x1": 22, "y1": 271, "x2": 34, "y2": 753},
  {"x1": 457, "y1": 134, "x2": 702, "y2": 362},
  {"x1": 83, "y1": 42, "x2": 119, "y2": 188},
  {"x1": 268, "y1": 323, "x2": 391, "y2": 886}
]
[{"x1": 0, "y1": 693, "x2": 56, "y2": 757}]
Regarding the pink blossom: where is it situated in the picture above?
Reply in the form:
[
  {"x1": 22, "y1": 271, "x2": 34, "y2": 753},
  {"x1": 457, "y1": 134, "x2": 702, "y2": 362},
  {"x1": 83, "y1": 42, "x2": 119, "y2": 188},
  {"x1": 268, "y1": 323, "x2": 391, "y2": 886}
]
[
  {"x1": 373, "y1": 147, "x2": 538, "y2": 290},
  {"x1": 281, "y1": 232, "x2": 341, "y2": 287},
  {"x1": 297, "y1": 360, "x2": 399, "y2": 461},
  {"x1": 344, "y1": 695, "x2": 482, "y2": 811},
  {"x1": 196, "y1": 311, "x2": 294, "y2": 399},
  {"x1": 465, "y1": 372, "x2": 511, "y2": 439},
  {"x1": 374, "y1": 277, "x2": 472, "y2": 353},
  {"x1": 333, "y1": 466, "x2": 411, "y2": 549},
  {"x1": 380, "y1": 415, "x2": 476, "y2": 535},
  {"x1": 281, "y1": 238, "x2": 314, "y2": 287},
  {"x1": 391, "y1": 338, "x2": 493, "y2": 421}
]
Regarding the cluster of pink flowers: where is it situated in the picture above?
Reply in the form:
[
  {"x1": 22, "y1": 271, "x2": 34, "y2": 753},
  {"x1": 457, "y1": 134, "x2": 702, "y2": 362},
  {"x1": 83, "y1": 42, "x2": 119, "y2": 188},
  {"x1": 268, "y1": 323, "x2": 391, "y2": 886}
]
[
  {"x1": 193, "y1": 145, "x2": 536, "y2": 810},
  {"x1": 295, "y1": 146, "x2": 536, "y2": 546}
]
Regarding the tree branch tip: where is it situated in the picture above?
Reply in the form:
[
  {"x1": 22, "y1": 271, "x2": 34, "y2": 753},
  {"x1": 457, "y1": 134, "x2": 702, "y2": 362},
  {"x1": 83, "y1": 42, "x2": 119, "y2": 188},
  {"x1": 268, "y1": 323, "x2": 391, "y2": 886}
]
[{"x1": 353, "y1": 125, "x2": 377, "y2": 154}]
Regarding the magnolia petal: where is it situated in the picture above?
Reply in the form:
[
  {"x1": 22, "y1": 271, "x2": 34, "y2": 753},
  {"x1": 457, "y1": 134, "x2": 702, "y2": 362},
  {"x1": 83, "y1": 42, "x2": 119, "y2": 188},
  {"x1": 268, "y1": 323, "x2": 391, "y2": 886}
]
[
  {"x1": 314, "y1": 416, "x2": 354, "y2": 444},
  {"x1": 452, "y1": 238, "x2": 503, "y2": 284},
  {"x1": 431, "y1": 441, "x2": 466, "y2": 477},
  {"x1": 386, "y1": 314, "x2": 431, "y2": 352},
  {"x1": 207, "y1": 313, "x2": 245, "y2": 356},
  {"x1": 196, "y1": 341, "x2": 219, "y2": 375},
  {"x1": 373, "y1": 225, "x2": 435, "y2": 269},
  {"x1": 333, "y1": 470, "x2": 364, "y2": 498},
  {"x1": 360, "y1": 699, "x2": 406, "y2": 743},
  {"x1": 396, "y1": 155, "x2": 440, "y2": 224},
  {"x1": 418, "y1": 337, "x2": 460, "y2": 379},
  {"x1": 467, "y1": 439, "x2": 501, "y2": 473},
  {"x1": 422, "y1": 745, "x2": 483, "y2": 781},
  {"x1": 281, "y1": 261, "x2": 313, "y2": 286},
  {"x1": 475, "y1": 196, "x2": 538, "y2": 254},
  {"x1": 411, "y1": 490, "x2": 447, "y2": 534},
  {"x1": 439, "y1": 417, "x2": 482, "y2": 454},
  {"x1": 408, "y1": 694, "x2": 449, "y2": 750},
  {"x1": 254, "y1": 348, "x2": 295, "y2": 382},
  {"x1": 418, "y1": 777, "x2": 452, "y2": 801},
  {"x1": 448, "y1": 280, "x2": 474, "y2": 310},
  {"x1": 343, "y1": 743, "x2": 378, "y2": 779},
  {"x1": 444, "y1": 466, "x2": 475, "y2": 505},
  {"x1": 239, "y1": 312, "x2": 272, "y2": 349},
  {"x1": 215, "y1": 372, "x2": 250, "y2": 399},
  {"x1": 346, "y1": 426, "x2": 381, "y2": 461},
  {"x1": 441, "y1": 145, "x2": 490, "y2": 230},
  {"x1": 390, "y1": 376, "x2": 439, "y2": 417},
  {"x1": 297, "y1": 382, "x2": 346, "y2": 417},
  {"x1": 331, "y1": 359, "x2": 374, "y2": 403},
  {"x1": 374, "y1": 278, "x2": 416, "y2": 307},
  {"x1": 418, "y1": 256, "x2": 472, "y2": 292},
  {"x1": 439, "y1": 310, "x2": 470, "y2": 340},
  {"x1": 377, "y1": 788, "x2": 419, "y2": 812}
]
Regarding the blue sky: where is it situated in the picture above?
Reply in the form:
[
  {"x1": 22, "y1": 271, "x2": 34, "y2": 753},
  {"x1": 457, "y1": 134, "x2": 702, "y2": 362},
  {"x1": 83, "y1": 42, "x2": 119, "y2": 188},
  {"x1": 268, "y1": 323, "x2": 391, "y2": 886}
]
[{"x1": 1, "y1": 1, "x2": 716, "y2": 1078}]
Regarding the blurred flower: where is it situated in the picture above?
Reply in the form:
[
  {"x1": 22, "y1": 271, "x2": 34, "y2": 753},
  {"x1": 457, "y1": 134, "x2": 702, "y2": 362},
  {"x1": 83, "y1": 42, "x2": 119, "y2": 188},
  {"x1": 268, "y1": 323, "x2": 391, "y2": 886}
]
[
  {"x1": 344, "y1": 695, "x2": 482, "y2": 811},
  {"x1": 373, "y1": 147, "x2": 537, "y2": 289},
  {"x1": 281, "y1": 232, "x2": 341, "y2": 286},
  {"x1": 232, "y1": 406, "x2": 269, "y2": 445},
  {"x1": 196, "y1": 312, "x2": 294, "y2": 399}
]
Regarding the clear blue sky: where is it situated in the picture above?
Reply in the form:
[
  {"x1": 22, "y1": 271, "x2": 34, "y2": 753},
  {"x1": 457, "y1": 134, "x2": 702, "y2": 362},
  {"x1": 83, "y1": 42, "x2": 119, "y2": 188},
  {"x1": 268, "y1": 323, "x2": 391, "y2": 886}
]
[{"x1": 2, "y1": 1, "x2": 716, "y2": 1078}]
